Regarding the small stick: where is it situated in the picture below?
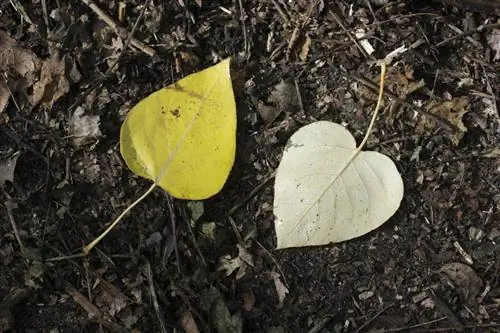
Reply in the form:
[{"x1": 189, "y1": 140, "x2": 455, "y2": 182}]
[
  {"x1": 165, "y1": 193, "x2": 181, "y2": 274},
  {"x1": 353, "y1": 303, "x2": 394, "y2": 333},
  {"x1": 436, "y1": 22, "x2": 500, "y2": 48},
  {"x1": 228, "y1": 169, "x2": 276, "y2": 215},
  {"x1": 270, "y1": 0, "x2": 290, "y2": 24},
  {"x1": 294, "y1": 78, "x2": 305, "y2": 115},
  {"x1": 238, "y1": 0, "x2": 249, "y2": 59},
  {"x1": 4, "y1": 200, "x2": 25, "y2": 255},
  {"x1": 41, "y1": 0, "x2": 50, "y2": 31},
  {"x1": 143, "y1": 260, "x2": 168, "y2": 333},
  {"x1": 79, "y1": 0, "x2": 155, "y2": 56},
  {"x1": 9, "y1": 0, "x2": 34, "y2": 25},
  {"x1": 329, "y1": 10, "x2": 370, "y2": 59}
]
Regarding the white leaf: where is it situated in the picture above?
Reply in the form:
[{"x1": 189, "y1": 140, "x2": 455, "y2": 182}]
[{"x1": 273, "y1": 121, "x2": 404, "y2": 249}]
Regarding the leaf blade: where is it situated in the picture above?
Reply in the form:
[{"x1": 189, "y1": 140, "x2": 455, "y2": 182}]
[
  {"x1": 274, "y1": 121, "x2": 404, "y2": 248},
  {"x1": 120, "y1": 58, "x2": 236, "y2": 199}
]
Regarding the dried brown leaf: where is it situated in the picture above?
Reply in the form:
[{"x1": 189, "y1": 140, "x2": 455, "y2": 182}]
[
  {"x1": 179, "y1": 311, "x2": 199, "y2": 333},
  {"x1": 270, "y1": 272, "x2": 288, "y2": 308},
  {"x1": 30, "y1": 51, "x2": 75, "y2": 108},
  {"x1": 0, "y1": 80, "x2": 10, "y2": 114},
  {"x1": 489, "y1": 28, "x2": 500, "y2": 61},
  {"x1": 217, "y1": 244, "x2": 254, "y2": 279},
  {"x1": 0, "y1": 154, "x2": 20, "y2": 188},
  {"x1": 438, "y1": 262, "x2": 482, "y2": 304},
  {"x1": 417, "y1": 97, "x2": 469, "y2": 145}
]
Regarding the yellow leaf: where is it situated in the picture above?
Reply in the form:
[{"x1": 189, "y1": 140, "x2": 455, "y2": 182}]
[{"x1": 120, "y1": 58, "x2": 236, "y2": 199}]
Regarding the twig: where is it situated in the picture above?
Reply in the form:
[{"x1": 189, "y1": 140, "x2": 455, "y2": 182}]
[
  {"x1": 238, "y1": 0, "x2": 249, "y2": 59},
  {"x1": 185, "y1": 214, "x2": 207, "y2": 267},
  {"x1": 329, "y1": 13, "x2": 442, "y2": 36},
  {"x1": 68, "y1": 0, "x2": 154, "y2": 135},
  {"x1": 228, "y1": 169, "x2": 276, "y2": 215},
  {"x1": 436, "y1": 22, "x2": 500, "y2": 48},
  {"x1": 352, "y1": 75, "x2": 460, "y2": 132},
  {"x1": 294, "y1": 79, "x2": 305, "y2": 115},
  {"x1": 270, "y1": 0, "x2": 290, "y2": 24},
  {"x1": 255, "y1": 240, "x2": 288, "y2": 287},
  {"x1": 41, "y1": 0, "x2": 50, "y2": 31},
  {"x1": 9, "y1": 0, "x2": 34, "y2": 25},
  {"x1": 373, "y1": 317, "x2": 447, "y2": 332},
  {"x1": 329, "y1": 10, "x2": 371, "y2": 59},
  {"x1": 353, "y1": 303, "x2": 394, "y2": 333},
  {"x1": 4, "y1": 200, "x2": 25, "y2": 255},
  {"x1": 444, "y1": 23, "x2": 482, "y2": 48},
  {"x1": 108, "y1": 0, "x2": 153, "y2": 73},
  {"x1": 79, "y1": 0, "x2": 155, "y2": 56},
  {"x1": 480, "y1": 63, "x2": 500, "y2": 125},
  {"x1": 428, "y1": 290, "x2": 464, "y2": 331},
  {"x1": 143, "y1": 260, "x2": 168, "y2": 333},
  {"x1": 165, "y1": 193, "x2": 181, "y2": 274}
]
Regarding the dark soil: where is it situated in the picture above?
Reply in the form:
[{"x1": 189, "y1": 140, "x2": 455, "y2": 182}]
[{"x1": 1, "y1": 1, "x2": 499, "y2": 332}]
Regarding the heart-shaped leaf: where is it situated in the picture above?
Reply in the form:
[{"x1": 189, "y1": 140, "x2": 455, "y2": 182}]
[
  {"x1": 120, "y1": 58, "x2": 236, "y2": 200},
  {"x1": 273, "y1": 121, "x2": 404, "y2": 249}
]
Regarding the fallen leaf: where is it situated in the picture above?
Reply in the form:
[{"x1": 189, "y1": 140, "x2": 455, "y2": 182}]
[
  {"x1": 120, "y1": 58, "x2": 236, "y2": 200},
  {"x1": 212, "y1": 298, "x2": 243, "y2": 333},
  {"x1": 94, "y1": 279, "x2": 130, "y2": 317},
  {"x1": 489, "y1": 28, "x2": 500, "y2": 61},
  {"x1": 417, "y1": 97, "x2": 469, "y2": 145},
  {"x1": 0, "y1": 30, "x2": 41, "y2": 108},
  {"x1": 241, "y1": 291, "x2": 255, "y2": 312},
  {"x1": 70, "y1": 106, "x2": 102, "y2": 147},
  {"x1": 0, "y1": 80, "x2": 10, "y2": 114},
  {"x1": 0, "y1": 31, "x2": 41, "y2": 82},
  {"x1": 187, "y1": 201, "x2": 204, "y2": 221},
  {"x1": 257, "y1": 101, "x2": 280, "y2": 125},
  {"x1": 31, "y1": 51, "x2": 77, "y2": 108},
  {"x1": 258, "y1": 80, "x2": 298, "y2": 125},
  {"x1": 270, "y1": 272, "x2": 288, "y2": 308},
  {"x1": 217, "y1": 244, "x2": 254, "y2": 279},
  {"x1": 273, "y1": 121, "x2": 404, "y2": 249},
  {"x1": 299, "y1": 34, "x2": 311, "y2": 61},
  {"x1": 179, "y1": 311, "x2": 199, "y2": 333},
  {"x1": 438, "y1": 262, "x2": 482, "y2": 304},
  {"x1": 0, "y1": 153, "x2": 20, "y2": 188},
  {"x1": 483, "y1": 148, "x2": 500, "y2": 158},
  {"x1": 199, "y1": 287, "x2": 243, "y2": 333}
]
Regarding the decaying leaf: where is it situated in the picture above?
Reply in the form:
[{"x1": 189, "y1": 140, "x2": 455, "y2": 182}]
[
  {"x1": 299, "y1": 35, "x2": 311, "y2": 61},
  {"x1": 217, "y1": 244, "x2": 254, "y2": 279},
  {"x1": 416, "y1": 97, "x2": 469, "y2": 145},
  {"x1": 0, "y1": 31, "x2": 41, "y2": 83},
  {"x1": 273, "y1": 121, "x2": 404, "y2": 249},
  {"x1": 0, "y1": 30, "x2": 41, "y2": 110},
  {"x1": 70, "y1": 106, "x2": 103, "y2": 147},
  {"x1": 438, "y1": 262, "x2": 482, "y2": 304},
  {"x1": 30, "y1": 51, "x2": 78, "y2": 108},
  {"x1": 179, "y1": 311, "x2": 200, "y2": 333},
  {"x1": 120, "y1": 58, "x2": 236, "y2": 200},
  {"x1": 257, "y1": 80, "x2": 298, "y2": 125},
  {"x1": 0, "y1": 80, "x2": 10, "y2": 114},
  {"x1": 489, "y1": 28, "x2": 500, "y2": 61},
  {"x1": 0, "y1": 153, "x2": 20, "y2": 188},
  {"x1": 199, "y1": 287, "x2": 243, "y2": 333},
  {"x1": 270, "y1": 271, "x2": 288, "y2": 308},
  {"x1": 0, "y1": 30, "x2": 79, "y2": 109}
]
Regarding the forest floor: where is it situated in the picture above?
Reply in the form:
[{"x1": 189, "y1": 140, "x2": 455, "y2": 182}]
[{"x1": 0, "y1": 0, "x2": 499, "y2": 332}]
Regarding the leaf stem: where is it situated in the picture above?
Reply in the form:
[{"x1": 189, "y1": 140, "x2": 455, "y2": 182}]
[
  {"x1": 356, "y1": 62, "x2": 387, "y2": 153},
  {"x1": 82, "y1": 183, "x2": 157, "y2": 254}
]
